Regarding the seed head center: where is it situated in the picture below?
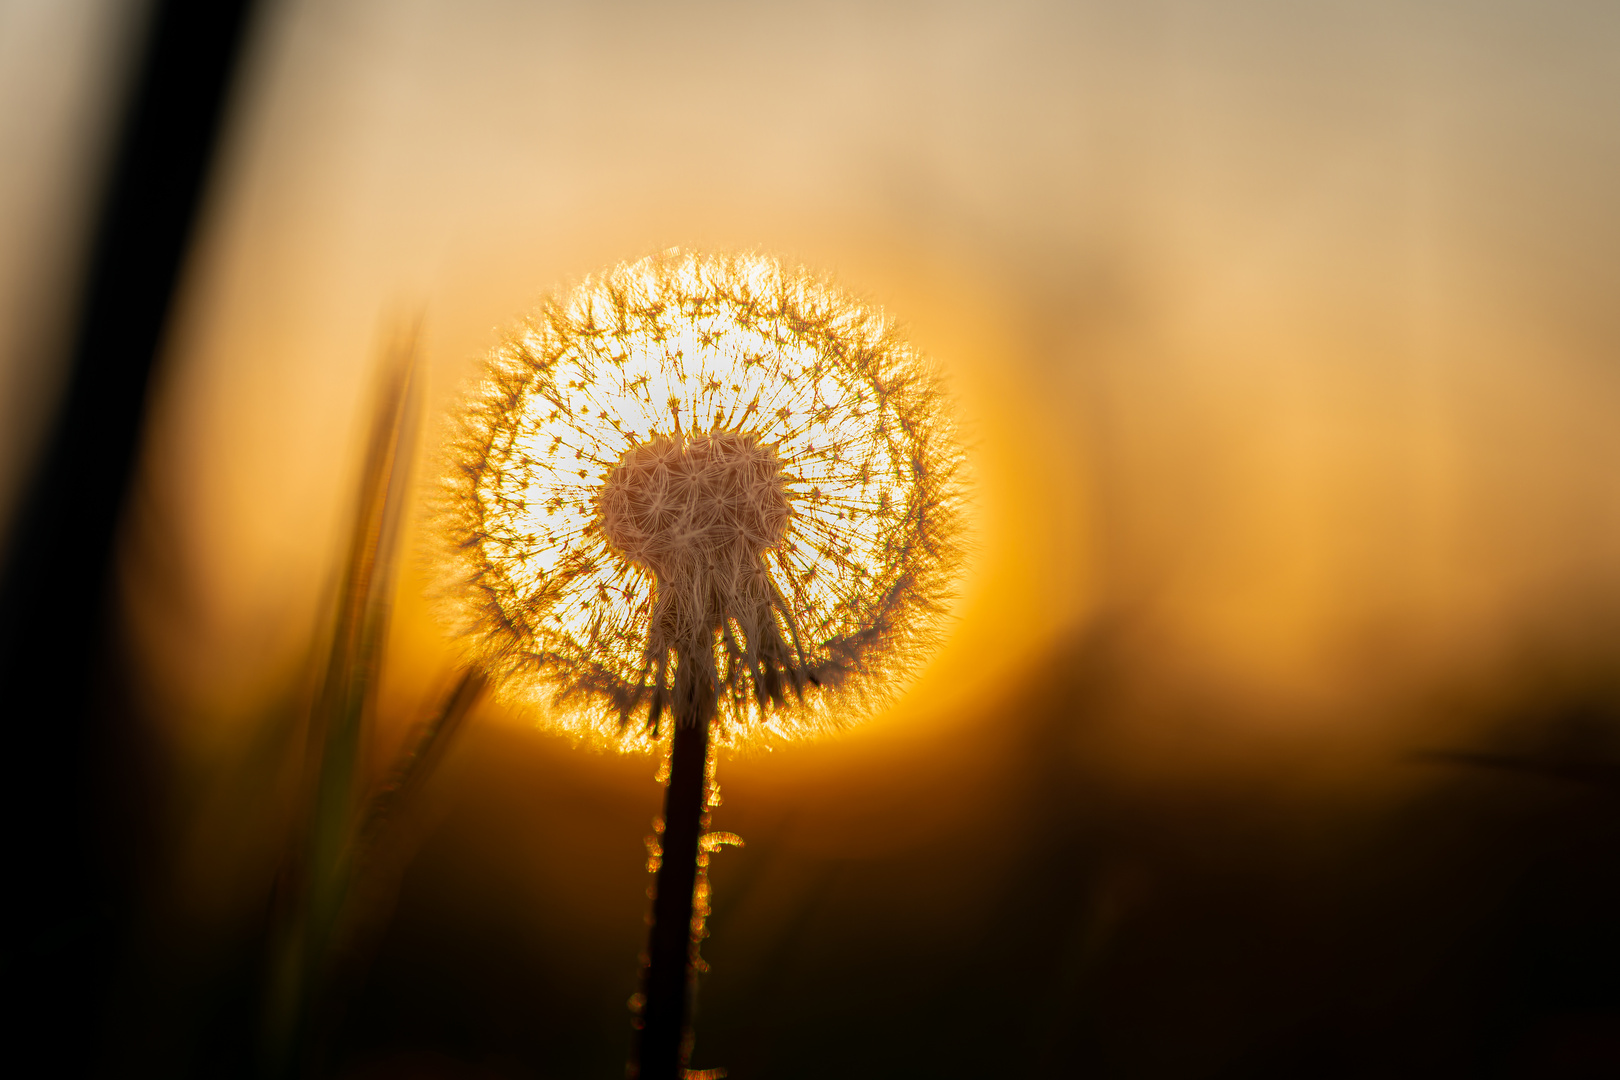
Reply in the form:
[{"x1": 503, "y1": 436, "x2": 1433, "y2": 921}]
[{"x1": 597, "y1": 432, "x2": 790, "y2": 583}]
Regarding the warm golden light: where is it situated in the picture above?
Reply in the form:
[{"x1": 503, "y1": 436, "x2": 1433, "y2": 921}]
[{"x1": 440, "y1": 250, "x2": 964, "y2": 750}]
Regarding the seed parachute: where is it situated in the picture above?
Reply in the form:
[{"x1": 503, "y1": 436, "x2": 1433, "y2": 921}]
[{"x1": 438, "y1": 249, "x2": 965, "y2": 749}]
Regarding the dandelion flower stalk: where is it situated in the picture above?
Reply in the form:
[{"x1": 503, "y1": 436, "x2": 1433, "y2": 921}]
[{"x1": 441, "y1": 251, "x2": 964, "y2": 1078}]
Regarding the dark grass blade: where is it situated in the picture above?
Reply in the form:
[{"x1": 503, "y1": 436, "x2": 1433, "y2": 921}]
[
  {"x1": 262, "y1": 322, "x2": 421, "y2": 1075},
  {"x1": 355, "y1": 668, "x2": 487, "y2": 860},
  {"x1": 1412, "y1": 749, "x2": 1620, "y2": 794},
  {"x1": 298, "y1": 667, "x2": 488, "y2": 1069},
  {"x1": 0, "y1": 1, "x2": 261, "y2": 1063}
]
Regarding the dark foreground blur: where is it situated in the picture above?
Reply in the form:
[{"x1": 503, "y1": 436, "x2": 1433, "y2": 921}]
[{"x1": 105, "y1": 621, "x2": 1620, "y2": 1079}]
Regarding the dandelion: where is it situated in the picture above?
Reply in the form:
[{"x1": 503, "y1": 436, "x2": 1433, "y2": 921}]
[{"x1": 438, "y1": 250, "x2": 965, "y2": 1079}]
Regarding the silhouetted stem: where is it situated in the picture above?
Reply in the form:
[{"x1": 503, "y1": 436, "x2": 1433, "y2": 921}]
[{"x1": 635, "y1": 666, "x2": 715, "y2": 1080}]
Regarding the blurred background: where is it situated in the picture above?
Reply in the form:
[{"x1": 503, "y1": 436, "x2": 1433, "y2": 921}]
[{"x1": 6, "y1": 0, "x2": 1620, "y2": 1076}]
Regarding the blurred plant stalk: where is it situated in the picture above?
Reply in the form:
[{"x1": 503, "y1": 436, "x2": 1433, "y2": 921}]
[{"x1": 260, "y1": 327, "x2": 482, "y2": 1077}]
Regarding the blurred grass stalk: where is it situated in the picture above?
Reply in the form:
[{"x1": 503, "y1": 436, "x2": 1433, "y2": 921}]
[{"x1": 259, "y1": 324, "x2": 482, "y2": 1076}]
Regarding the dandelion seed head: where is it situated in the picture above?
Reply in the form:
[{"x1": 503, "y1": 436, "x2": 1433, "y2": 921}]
[
  {"x1": 439, "y1": 250, "x2": 965, "y2": 750},
  {"x1": 597, "y1": 432, "x2": 790, "y2": 582}
]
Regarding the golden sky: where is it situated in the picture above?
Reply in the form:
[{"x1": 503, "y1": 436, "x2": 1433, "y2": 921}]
[{"x1": 5, "y1": 0, "x2": 1618, "y2": 762}]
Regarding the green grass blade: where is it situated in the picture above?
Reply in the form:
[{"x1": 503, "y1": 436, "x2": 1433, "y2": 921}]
[{"x1": 262, "y1": 321, "x2": 421, "y2": 1075}]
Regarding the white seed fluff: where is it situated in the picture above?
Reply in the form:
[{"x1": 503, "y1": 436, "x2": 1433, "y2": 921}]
[{"x1": 440, "y1": 250, "x2": 965, "y2": 750}]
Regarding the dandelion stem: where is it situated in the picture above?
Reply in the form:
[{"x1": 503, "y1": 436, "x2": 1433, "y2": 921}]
[{"x1": 635, "y1": 649, "x2": 717, "y2": 1080}]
